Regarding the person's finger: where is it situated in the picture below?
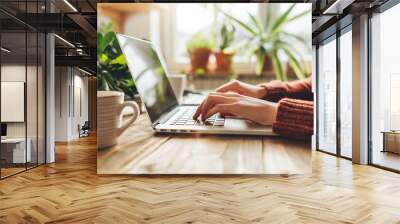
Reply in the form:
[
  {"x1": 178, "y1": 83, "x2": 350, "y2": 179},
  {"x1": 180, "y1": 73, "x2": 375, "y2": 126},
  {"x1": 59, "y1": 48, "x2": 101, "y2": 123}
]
[
  {"x1": 220, "y1": 91, "x2": 241, "y2": 97},
  {"x1": 203, "y1": 103, "x2": 237, "y2": 120},
  {"x1": 201, "y1": 94, "x2": 236, "y2": 121},
  {"x1": 193, "y1": 101, "x2": 205, "y2": 119},
  {"x1": 216, "y1": 80, "x2": 240, "y2": 93},
  {"x1": 219, "y1": 112, "x2": 234, "y2": 117},
  {"x1": 193, "y1": 93, "x2": 223, "y2": 120}
]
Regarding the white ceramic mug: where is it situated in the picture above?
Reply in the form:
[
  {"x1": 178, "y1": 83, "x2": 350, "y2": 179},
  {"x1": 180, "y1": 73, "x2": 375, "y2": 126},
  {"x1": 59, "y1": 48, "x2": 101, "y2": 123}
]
[
  {"x1": 167, "y1": 74, "x2": 187, "y2": 104},
  {"x1": 97, "y1": 91, "x2": 140, "y2": 149}
]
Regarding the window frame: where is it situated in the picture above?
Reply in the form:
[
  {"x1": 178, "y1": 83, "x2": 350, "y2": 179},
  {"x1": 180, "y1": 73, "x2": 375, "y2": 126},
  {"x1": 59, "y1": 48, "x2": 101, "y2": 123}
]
[
  {"x1": 315, "y1": 0, "x2": 400, "y2": 173},
  {"x1": 315, "y1": 21, "x2": 353, "y2": 160}
]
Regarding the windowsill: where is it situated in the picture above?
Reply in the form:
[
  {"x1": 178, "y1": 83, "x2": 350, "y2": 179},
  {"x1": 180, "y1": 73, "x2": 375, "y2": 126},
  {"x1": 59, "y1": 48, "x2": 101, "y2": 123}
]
[
  {"x1": 184, "y1": 70, "x2": 304, "y2": 81},
  {"x1": 185, "y1": 70, "x2": 276, "y2": 79}
]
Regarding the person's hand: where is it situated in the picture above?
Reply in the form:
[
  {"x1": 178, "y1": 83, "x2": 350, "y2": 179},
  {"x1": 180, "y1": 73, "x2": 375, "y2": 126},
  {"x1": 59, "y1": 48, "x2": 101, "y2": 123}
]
[
  {"x1": 216, "y1": 80, "x2": 267, "y2": 99},
  {"x1": 193, "y1": 92, "x2": 277, "y2": 126}
]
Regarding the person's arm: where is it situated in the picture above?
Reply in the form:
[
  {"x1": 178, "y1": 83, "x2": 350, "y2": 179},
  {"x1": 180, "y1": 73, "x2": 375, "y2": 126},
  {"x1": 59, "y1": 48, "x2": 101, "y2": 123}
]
[
  {"x1": 272, "y1": 98, "x2": 313, "y2": 140},
  {"x1": 259, "y1": 77, "x2": 313, "y2": 102},
  {"x1": 193, "y1": 92, "x2": 277, "y2": 125},
  {"x1": 192, "y1": 93, "x2": 313, "y2": 140}
]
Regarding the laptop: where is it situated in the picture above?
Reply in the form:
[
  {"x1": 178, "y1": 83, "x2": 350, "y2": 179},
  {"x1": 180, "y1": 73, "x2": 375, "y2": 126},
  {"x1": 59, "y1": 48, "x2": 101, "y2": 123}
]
[{"x1": 116, "y1": 34, "x2": 276, "y2": 136}]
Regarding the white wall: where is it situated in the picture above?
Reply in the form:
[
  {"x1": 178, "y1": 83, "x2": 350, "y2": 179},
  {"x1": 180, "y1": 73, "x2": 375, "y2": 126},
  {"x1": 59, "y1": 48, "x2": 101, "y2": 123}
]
[
  {"x1": 54, "y1": 67, "x2": 89, "y2": 141},
  {"x1": 1, "y1": 63, "x2": 46, "y2": 163},
  {"x1": 55, "y1": 66, "x2": 69, "y2": 141},
  {"x1": 97, "y1": 15, "x2": 112, "y2": 28},
  {"x1": 1, "y1": 65, "x2": 34, "y2": 137},
  {"x1": 71, "y1": 74, "x2": 89, "y2": 138},
  {"x1": 124, "y1": 13, "x2": 151, "y2": 40}
]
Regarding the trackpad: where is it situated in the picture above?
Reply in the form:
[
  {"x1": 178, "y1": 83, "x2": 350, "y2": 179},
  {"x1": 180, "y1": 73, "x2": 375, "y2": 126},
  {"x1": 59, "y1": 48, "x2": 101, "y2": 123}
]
[{"x1": 224, "y1": 118, "x2": 271, "y2": 130}]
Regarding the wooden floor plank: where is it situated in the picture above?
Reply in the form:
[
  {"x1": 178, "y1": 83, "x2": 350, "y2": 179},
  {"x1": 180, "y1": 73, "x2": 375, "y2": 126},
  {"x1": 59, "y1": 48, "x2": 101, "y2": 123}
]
[{"x1": 1, "y1": 135, "x2": 400, "y2": 223}]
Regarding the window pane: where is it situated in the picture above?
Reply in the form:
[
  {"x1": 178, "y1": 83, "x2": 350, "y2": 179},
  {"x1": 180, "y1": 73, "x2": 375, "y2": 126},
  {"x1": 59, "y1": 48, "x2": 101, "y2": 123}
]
[
  {"x1": 318, "y1": 38, "x2": 337, "y2": 154},
  {"x1": 27, "y1": 30, "x2": 38, "y2": 169},
  {"x1": 340, "y1": 29, "x2": 352, "y2": 158},
  {"x1": 1, "y1": 31, "x2": 28, "y2": 177},
  {"x1": 279, "y1": 3, "x2": 312, "y2": 60},
  {"x1": 371, "y1": 4, "x2": 400, "y2": 171},
  {"x1": 174, "y1": 3, "x2": 260, "y2": 63},
  {"x1": 175, "y1": 4, "x2": 214, "y2": 62},
  {"x1": 38, "y1": 32, "x2": 46, "y2": 165}
]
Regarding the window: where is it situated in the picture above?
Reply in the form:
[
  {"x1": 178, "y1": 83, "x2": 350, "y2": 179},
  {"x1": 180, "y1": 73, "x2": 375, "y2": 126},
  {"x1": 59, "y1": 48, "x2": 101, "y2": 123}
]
[
  {"x1": 162, "y1": 3, "x2": 311, "y2": 73},
  {"x1": 339, "y1": 28, "x2": 352, "y2": 158},
  {"x1": 279, "y1": 3, "x2": 312, "y2": 61},
  {"x1": 370, "y1": 3, "x2": 400, "y2": 171},
  {"x1": 174, "y1": 3, "x2": 258, "y2": 64},
  {"x1": 317, "y1": 37, "x2": 337, "y2": 154}
]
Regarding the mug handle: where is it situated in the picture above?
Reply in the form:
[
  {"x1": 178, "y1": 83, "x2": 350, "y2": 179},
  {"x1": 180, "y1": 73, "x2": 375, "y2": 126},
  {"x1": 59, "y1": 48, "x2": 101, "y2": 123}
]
[{"x1": 116, "y1": 101, "x2": 140, "y2": 136}]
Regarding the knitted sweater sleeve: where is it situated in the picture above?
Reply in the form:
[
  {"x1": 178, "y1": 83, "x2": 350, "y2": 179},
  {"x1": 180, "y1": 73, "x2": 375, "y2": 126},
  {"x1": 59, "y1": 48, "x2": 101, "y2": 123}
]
[
  {"x1": 259, "y1": 77, "x2": 313, "y2": 102},
  {"x1": 272, "y1": 98, "x2": 314, "y2": 140}
]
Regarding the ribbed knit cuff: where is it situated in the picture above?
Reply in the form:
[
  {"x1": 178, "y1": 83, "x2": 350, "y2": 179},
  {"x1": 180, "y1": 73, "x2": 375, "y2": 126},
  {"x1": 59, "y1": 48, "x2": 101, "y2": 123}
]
[
  {"x1": 272, "y1": 98, "x2": 314, "y2": 140},
  {"x1": 258, "y1": 81, "x2": 288, "y2": 102}
]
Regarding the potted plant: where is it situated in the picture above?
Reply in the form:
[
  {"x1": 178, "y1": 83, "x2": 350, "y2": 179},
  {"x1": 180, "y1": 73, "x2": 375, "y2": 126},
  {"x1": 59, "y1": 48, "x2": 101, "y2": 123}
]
[
  {"x1": 97, "y1": 23, "x2": 138, "y2": 100},
  {"x1": 97, "y1": 23, "x2": 143, "y2": 112},
  {"x1": 186, "y1": 34, "x2": 213, "y2": 75},
  {"x1": 214, "y1": 21, "x2": 236, "y2": 73},
  {"x1": 221, "y1": 4, "x2": 310, "y2": 81}
]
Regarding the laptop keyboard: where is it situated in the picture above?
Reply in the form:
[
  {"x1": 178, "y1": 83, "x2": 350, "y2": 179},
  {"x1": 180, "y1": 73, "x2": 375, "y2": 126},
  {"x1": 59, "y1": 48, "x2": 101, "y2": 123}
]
[{"x1": 170, "y1": 109, "x2": 225, "y2": 126}]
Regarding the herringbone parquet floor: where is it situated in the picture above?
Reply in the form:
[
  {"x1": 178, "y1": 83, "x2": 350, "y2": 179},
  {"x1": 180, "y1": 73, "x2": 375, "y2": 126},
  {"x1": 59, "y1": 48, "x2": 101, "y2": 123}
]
[{"x1": 1, "y1": 135, "x2": 400, "y2": 224}]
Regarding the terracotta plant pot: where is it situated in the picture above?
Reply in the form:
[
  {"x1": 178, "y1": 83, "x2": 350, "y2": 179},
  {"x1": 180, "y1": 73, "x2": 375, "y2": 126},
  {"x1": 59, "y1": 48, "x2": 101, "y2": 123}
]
[
  {"x1": 286, "y1": 62, "x2": 295, "y2": 77},
  {"x1": 262, "y1": 54, "x2": 273, "y2": 72},
  {"x1": 188, "y1": 48, "x2": 211, "y2": 73},
  {"x1": 214, "y1": 51, "x2": 234, "y2": 73},
  {"x1": 255, "y1": 53, "x2": 273, "y2": 75}
]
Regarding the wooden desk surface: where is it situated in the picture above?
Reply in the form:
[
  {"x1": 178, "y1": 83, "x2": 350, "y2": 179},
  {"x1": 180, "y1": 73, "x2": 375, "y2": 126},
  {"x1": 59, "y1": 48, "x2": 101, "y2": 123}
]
[{"x1": 97, "y1": 114, "x2": 311, "y2": 174}]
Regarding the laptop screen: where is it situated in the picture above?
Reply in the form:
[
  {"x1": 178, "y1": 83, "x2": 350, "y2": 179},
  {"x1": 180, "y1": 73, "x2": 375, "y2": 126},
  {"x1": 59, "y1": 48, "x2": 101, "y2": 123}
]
[{"x1": 116, "y1": 34, "x2": 179, "y2": 123}]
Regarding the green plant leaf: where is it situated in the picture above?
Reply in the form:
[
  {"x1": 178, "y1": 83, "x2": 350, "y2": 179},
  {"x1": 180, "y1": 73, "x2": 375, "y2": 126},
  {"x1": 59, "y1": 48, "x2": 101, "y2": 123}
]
[
  {"x1": 249, "y1": 13, "x2": 263, "y2": 34},
  {"x1": 264, "y1": 5, "x2": 272, "y2": 30},
  {"x1": 218, "y1": 22, "x2": 236, "y2": 51},
  {"x1": 110, "y1": 55, "x2": 126, "y2": 65},
  {"x1": 221, "y1": 11, "x2": 257, "y2": 36},
  {"x1": 278, "y1": 40, "x2": 300, "y2": 55},
  {"x1": 280, "y1": 44, "x2": 305, "y2": 79},
  {"x1": 104, "y1": 32, "x2": 115, "y2": 45},
  {"x1": 268, "y1": 4, "x2": 295, "y2": 36},
  {"x1": 255, "y1": 48, "x2": 266, "y2": 75},
  {"x1": 97, "y1": 23, "x2": 137, "y2": 98},
  {"x1": 97, "y1": 33, "x2": 105, "y2": 55},
  {"x1": 281, "y1": 45, "x2": 305, "y2": 79},
  {"x1": 287, "y1": 9, "x2": 310, "y2": 23},
  {"x1": 186, "y1": 34, "x2": 213, "y2": 51},
  {"x1": 278, "y1": 40, "x2": 306, "y2": 67},
  {"x1": 282, "y1": 32, "x2": 308, "y2": 46},
  {"x1": 271, "y1": 50, "x2": 284, "y2": 81},
  {"x1": 99, "y1": 53, "x2": 108, "y2": 63}
]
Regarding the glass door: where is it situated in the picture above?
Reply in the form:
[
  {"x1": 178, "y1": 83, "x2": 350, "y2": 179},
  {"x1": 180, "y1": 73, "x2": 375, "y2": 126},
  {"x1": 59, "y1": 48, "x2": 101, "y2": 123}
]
[
  {"x1": 339, "y1": 27, "x2": 352, "y2": 158},
  {"x1": 370, "y1": 3, "x2": 400, "y2": 171},
  {"x1": 0, "y1": 0, "x2": 47, "y2": 179},
  {"x1": 317, "y1": 36, "x2": 337, "y2": 154},
  {"x1": 1, "y1": 30, "x2": 28, "y2": 178}
]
